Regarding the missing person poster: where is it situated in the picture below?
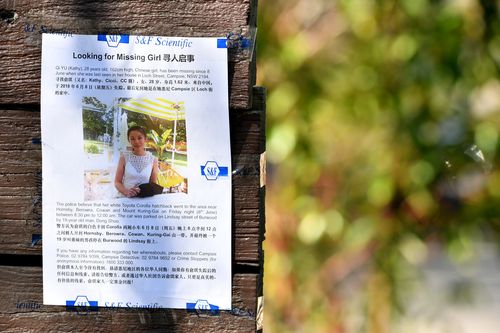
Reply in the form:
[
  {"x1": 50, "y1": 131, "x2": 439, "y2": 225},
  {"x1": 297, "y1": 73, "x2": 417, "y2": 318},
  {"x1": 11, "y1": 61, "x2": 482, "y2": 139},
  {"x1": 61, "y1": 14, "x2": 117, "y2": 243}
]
[{"x1": 41, "y1": 34, "x2": 231, "y2": 310}]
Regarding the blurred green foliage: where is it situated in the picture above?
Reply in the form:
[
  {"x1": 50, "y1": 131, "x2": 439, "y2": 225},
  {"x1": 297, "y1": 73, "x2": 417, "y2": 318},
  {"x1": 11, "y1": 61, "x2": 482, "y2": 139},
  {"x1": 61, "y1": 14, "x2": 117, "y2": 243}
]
[{"x1": 258, "y1": 0, "x2": 500, "y2": 331}]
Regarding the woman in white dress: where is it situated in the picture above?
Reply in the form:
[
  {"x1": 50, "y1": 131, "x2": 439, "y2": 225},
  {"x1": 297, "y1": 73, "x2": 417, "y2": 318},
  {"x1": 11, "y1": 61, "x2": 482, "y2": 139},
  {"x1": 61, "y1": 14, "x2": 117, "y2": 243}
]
[{"x1": 115, "y1": 126, "x2": 158, "y2": 197}]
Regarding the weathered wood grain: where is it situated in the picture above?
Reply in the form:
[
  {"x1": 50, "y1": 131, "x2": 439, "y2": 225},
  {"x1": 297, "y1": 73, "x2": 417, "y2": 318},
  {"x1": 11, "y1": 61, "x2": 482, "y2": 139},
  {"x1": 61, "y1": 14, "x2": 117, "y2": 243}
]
[
  {"x1": 0, "y1": 180, "x2": 261, "y2": 261},
  {"x1": 0, "y1": 1, "x2": 263, "y2": 330},
  {"x1": 0, "y1": 107, "x2": 264, "y2": 263},
  {"x1": 0, "y1": 266, "x2": 258, "y2": 332},
  {"x1": 0, "y1": 0, "x2": 256, "y2": 109}
]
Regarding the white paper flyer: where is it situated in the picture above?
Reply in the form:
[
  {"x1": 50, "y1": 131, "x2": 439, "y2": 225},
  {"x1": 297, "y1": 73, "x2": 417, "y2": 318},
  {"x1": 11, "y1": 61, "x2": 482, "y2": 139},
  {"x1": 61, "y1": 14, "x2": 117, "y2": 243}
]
[{"x1": 41, "y1": 34, "x2": 231, "y2": 310}]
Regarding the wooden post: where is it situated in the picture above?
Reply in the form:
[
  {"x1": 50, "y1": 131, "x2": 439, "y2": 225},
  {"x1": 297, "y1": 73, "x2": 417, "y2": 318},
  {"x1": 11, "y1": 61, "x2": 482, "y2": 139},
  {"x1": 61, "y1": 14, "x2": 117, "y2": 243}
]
[{"x1": 0, "y1": 1, "x2": 265, "y2": 332}]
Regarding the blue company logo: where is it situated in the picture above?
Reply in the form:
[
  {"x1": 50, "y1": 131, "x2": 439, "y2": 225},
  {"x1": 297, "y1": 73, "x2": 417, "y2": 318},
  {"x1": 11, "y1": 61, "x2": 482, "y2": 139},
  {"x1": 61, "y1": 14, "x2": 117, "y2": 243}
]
[
  {"x1": 186, "y1": 299, "x2": 220, "y2": 316},
  {"x1": 66, "y1": 295, "x2": 98, "y2": 314},
  {"x1": 97, "y1": 34, "x2": 129, "y2": 47},
  {"x1": 200, "y1": 161, "x2": 229, "y2": 181}
]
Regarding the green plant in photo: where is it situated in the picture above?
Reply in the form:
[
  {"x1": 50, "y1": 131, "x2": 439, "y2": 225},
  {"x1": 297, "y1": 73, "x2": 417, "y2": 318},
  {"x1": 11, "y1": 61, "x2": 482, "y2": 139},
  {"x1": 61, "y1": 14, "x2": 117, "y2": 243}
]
[
  {"x1": 147, "y1": 128, "x2": 172, "y2": 161},
  {"x1": 85, "y1": 143, "x2": 100, "y2": 154}
]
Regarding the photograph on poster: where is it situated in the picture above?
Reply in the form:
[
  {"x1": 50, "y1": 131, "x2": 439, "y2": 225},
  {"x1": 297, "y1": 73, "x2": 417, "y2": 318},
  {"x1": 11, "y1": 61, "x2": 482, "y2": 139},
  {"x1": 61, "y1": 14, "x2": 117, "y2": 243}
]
[{"x1": 83, "y1": 97, "x2": 188, "y2": 201}]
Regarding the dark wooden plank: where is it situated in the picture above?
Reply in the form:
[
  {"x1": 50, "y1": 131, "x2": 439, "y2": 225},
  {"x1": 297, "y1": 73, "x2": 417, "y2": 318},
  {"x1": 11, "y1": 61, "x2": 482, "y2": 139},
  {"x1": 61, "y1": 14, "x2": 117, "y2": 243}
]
[
  {"x1": 0, "y1": 220, "x2": 41, "y2": 254},
  {"x1": 0, "y1": 177, "x2": 262, "y2": 261},
  {"x1": 0, "y1": 266, "x2": 258, "y2": 332},
  {"x1": 0, "y1": 108, "x2": 264, "y2": 263},
  {"x1": 0, "y1": 187, "x2": 261, "y2": 262},
  {"x1": 0, "y1": 0, "x2": 256, "y2": 109}
]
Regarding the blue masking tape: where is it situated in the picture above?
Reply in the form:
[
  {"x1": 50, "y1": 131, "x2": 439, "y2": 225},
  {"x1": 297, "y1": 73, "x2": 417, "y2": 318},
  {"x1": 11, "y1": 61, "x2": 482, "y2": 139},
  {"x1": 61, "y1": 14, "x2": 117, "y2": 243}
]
[
  {"x1": 31, "y1": 234, "x2": 42, "y2": 246},
  {"x1": 217, "y1": 38, "x2": 228, "y2": 48},
  {"x1": 217, "y1": 38, "x2": 250, "y2": 49}
]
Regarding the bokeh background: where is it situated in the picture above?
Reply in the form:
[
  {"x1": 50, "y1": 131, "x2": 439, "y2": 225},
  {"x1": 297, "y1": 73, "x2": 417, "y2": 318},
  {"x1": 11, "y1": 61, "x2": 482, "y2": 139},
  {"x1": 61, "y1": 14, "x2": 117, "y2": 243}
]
[{"x1": 257, "y1": 0, "x2": 500, "y2": 332}]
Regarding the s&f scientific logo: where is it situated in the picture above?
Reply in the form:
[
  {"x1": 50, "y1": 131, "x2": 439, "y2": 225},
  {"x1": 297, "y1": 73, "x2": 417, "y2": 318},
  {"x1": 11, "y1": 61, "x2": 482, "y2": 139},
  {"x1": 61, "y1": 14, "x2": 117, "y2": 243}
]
[
  {"x1": 66, "y1": 295, "x2": 98, "y2": 314},
  {"x1": 97, "y1": 34, "x2": 129, "y2": 48},
  {"x1": 201, "y1": 161, "x2": 229, "y2": 181}
]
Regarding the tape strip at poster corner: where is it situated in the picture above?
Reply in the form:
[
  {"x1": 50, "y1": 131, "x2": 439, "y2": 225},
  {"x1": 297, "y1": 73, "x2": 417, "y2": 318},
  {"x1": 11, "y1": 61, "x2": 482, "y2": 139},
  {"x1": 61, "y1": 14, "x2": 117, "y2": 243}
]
[{"x1": 41, "y1": 34, "x2": 232, "y2": 310}]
